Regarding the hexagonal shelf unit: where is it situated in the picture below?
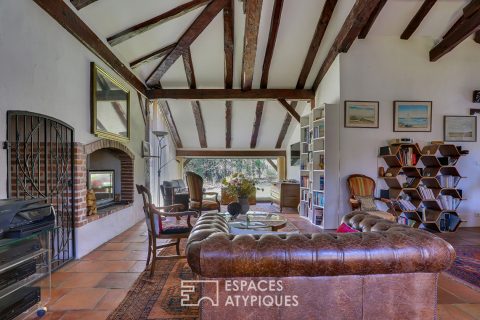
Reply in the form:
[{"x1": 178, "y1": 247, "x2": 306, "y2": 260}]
[{"x1": 379, "y1": 143, "x2": 466, "y2": 232}]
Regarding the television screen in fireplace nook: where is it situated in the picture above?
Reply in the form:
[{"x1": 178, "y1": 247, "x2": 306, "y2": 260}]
[{"x1": 88, "y1": 170, "x2": 115, "y2": 206}]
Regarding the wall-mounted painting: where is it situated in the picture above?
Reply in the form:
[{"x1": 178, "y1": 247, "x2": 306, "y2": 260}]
[
  {"x1": 91, "y1": 62, "x2": 130, "y2": 142},
  {"x1": 344, "y1": 101, "x2": 379, "y2": 128},
  {"x1": 393, "y1": 101, "x2": 432, "y2": 132},
  {"x1": 444, "y1": 116, "x2": 477, "y2": 142}
]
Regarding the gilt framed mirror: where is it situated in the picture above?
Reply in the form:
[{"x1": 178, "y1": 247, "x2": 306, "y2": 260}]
[{"x1": 91, "y1": 62, "x2": 130, "y2": 142}]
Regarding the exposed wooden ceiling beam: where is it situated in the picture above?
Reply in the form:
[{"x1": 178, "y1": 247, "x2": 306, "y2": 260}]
[
  {"x1": 130, "y1": 43, "x2": 176, "y2": 69},
  {"x1": 251, "y1": 0, "x2": 284, "y2": 149},
  {"x1": 266, "y1": 159, "x2": 278, "y2": 171},
  {"x1": 158, "y1": 100, "x2": 183, "y2": 148},
  {"x1": 275, "y1": 0, "x2": 337, "y2": 149},
  {"x1": 275, "y1": 102, "x2": 296, "y2": 149},
  {"x1": 176, "y1": 149, "x2": 286, "y2": 157},
  {"x1": 278, "y1": 99, "x2": 300, "y2": 122},
  {"x1": 183, "y1": 49, "x2": 208, "y2": 148},
  {"x1": 111, "y1": 101, "x2": 128, "y2": 127},
  {"x1": 312, "y1": 0, "x2": 383, "y2": 91},
  {"x1": 224, "y1": 0, "x2": 234, "y2": 148},
  {"x1": 401, "y1": 0, "x2": 437, "y2": 40},
  {"x1": 107, "y1": 0, "x2": 211, "y2": 46},
  {"x1": 70, "y1": 0, "x2": 98, "y2": 10},
  {"x1": 474, "y1": 31, "x2": 480, "y2": 43},
  {"x1": 33, "y1": 0, "x2": 147, "y2": 96},
  {"x1": 464, "y1": 0, "x2": 480, "y2": 18},
  {"x1": 225, "y1": 101, "x2": 233, "y2": 148},
  {"x1": 241, "y1": 0, "x2": 263, "y2": 90},
  {"x1": 430, "y1": 4, "x2": 480, "y2": 61},
  {"x1": 250, "y1": 101, "x2": 265, "y2": 148},
  {"x1": 146, "y1": 0, "x2": 228, "y2": 87},
  {"x1": 146, "y1": 89, "x2": 315, "y2": 100},
  {"x1": 358, "y1": 0, "x2": 387, "y2": 39}
]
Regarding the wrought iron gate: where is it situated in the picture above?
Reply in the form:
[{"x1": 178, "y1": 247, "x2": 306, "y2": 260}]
[{"x1": 6, "y1": 111, "x2": 75, "y2": 269}]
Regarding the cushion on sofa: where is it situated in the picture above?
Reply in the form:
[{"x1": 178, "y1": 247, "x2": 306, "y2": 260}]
[
  {"x1": 354, "y1": 195, "x2": 377, "y2": 211},
  {"x1": 336, "y1": 222, "x2": 360, "y2": 233}
]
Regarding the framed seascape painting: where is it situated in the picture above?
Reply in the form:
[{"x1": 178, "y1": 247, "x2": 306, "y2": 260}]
[
  {"x1": 444, "y1": 116, "x2": 477, "y2": 142},
  {"x1": 394, "y1": 101, "x2": 432, "y2": 132},
  {"x1": 344, "y1": 101, "x2": 379, "y2": 128}
]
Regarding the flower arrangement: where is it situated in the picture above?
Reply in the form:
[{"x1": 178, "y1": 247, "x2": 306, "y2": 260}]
[{"x1": 222, "y1": 173, "x2": 256, "y2": 199}]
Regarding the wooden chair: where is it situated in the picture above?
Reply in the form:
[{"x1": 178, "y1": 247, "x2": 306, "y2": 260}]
[
  {"x1": 185, "y1": 171, "x2": 220, "y2": 215},
  {"x1": 346, "y1": 174, "x2": 396, "y2": 221},
  {"x1": 136, "y1": 184, "x2": 197, "y2": 278}
]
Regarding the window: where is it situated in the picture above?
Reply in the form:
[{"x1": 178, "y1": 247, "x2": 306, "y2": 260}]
[{"x1": 184, "y1": 158, "x2": 278, "y2": 201}]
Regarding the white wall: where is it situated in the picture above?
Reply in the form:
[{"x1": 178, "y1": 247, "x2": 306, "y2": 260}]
[
  {"x1": 0, "y1": 0, "x2": 152, "y2": 252},
  {"x1": 337, "y1": 36, "x2": 480, "y2": 227}
]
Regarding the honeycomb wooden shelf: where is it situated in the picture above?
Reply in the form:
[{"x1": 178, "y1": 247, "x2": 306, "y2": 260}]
[{"x1": 379, "y1": 143, "x2": 465, "y2": 232}]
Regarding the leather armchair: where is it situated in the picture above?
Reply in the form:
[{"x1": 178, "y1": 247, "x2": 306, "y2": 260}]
[{"x1": 186, "y1": 212, "x2": 455, "y2": 320}]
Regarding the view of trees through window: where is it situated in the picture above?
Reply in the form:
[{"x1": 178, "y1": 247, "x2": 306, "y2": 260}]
[{"x1": 184, "y1": 158, "x2": 278, "y2": 200}]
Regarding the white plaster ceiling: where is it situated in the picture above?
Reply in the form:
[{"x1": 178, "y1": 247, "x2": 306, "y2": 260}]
[{"x1": 71, "y1": 0, "x2": 471, "y2": 149}]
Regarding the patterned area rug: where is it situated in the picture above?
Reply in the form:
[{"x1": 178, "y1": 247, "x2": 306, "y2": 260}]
[
  {"x1": 108, "y1": 216, "x2": 300, "y2": 320},
  {"x1": 445, "y1": 245, "x2": 480, "y2": 290},
  {"x1": 108, "y1": 244, "x2": 199, "y2": 320}
]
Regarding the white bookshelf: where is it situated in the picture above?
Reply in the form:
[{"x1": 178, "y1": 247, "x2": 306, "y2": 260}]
[{"x1": 299, "y1": 104, "x2": 339, "y2": 229}]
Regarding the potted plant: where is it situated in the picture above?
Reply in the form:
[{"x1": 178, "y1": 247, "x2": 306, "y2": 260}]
[{"x1": 222, "y1": 173, "x2": 256, "y2": 214}]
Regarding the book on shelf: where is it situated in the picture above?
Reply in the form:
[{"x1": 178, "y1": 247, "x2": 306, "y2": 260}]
[
  {"x1": 301, "y1": 176, "x2": 309, "y2": 188},
  {"x1": 314, "y1": 208, "x2": 323, "y2": 225},
  {"x1": 418, "y1": 186, "x2": 435, "y2": 200},
  {"x1": 437, "y1": 175, "x2": 460, "y2": 188},
  {"x1": 379, "y1": 146, "x2": 391, "y2": 156},
  {"x1": 398, "y1": 216, "x2": 418, "y2": 227},
  {"x1": 312, "y1": 191, "x2": 324, "y2": 207},
  {"x1": 314, "y1": 108, "x2": 325, "y2": 121},
  {"x1": 313, "y1": 123, "x2": 325, "y2": 139},
  {"x1": 397, "y1": 147, "x2": 417, "y2": 166},
  {"x1": 437, "y1": 195, "x2": 460, "y2": 211},
  {"x1": 301, "y1": 189, "x2": 310, "y2": 201},
  {"x1": 395, "y1": 199, "x2": 416, "y2": 211},
  {"x1": 319, "y1": 176, "x2": 325, "y2": 190}
]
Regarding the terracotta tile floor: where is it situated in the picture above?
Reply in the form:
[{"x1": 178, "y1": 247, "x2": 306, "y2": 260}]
[{"x1": 31, "y1": 209, "x2": 479, "y2": 320}]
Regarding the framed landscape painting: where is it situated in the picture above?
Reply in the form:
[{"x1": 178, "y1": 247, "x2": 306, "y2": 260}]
[
  {"x1": 344, "y1": 101, "x2": 379, "y2": 128},
  {"x1": 394, "y1": 101, "x2": 432, "y2": 132},
  {"x1": 444, "y1": 116, "x2": 477, "y2": 142}
]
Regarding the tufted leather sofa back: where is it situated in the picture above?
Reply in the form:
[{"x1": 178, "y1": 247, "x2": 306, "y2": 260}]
[{"x1": 186, "y1": 212, "x2": 455, "y2": 278}]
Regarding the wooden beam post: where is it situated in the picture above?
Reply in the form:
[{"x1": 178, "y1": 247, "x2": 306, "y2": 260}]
[
  {"x1": 241, "y1": 0, "x2": 263, "y2": 90},
  {"x1": 400, "y1": 0, "x2": 437, "y2": 40},
  {"x1": 224, "y1": 0, "x2": 234, "y2": 148},
  {"x1": 146, "y1": 89, "x2": 315, "y2": 100},
  {"x1": 146, "y1": 0, "x2": 229, "y2": 86},
  {"x1": 278, "y1": 99, "x2": 300, "y2": 122},
  {"x1": 33, "y1": 0, "x2": 147, "y2": 96},
  {"x1": 107, "y1": 0, "x2": 211, "y2": 46},
  {"x1": 430, "y1": 4, "x2": 480, "y2": 61},
  {"x1": 250, "y1": 0, "x2": 284, "y2": 148},
  {"x1": 130, "y1": 43, "x2": 176, "y2": 69},
  {"x1": 277, "y1": 156, "x2": 286, "y2": 180},
  {"x1": 312, "y1": 0, "x2": 383, "y2": 91},
  {"x1": 275, "y1": 0, "x2": 338, "y2": 149},
  {"x1": 157, "y1": 99, "x2": 183, "y2": 148},
  {"x1": 358, "y1": 0, "x2": 387, "y2": 39},
  {"x1": 70, "y1": 0, "x2": 98, "y2": 10},
  {"x1": 183, "y1": 49, "x2": 208, "y2": 148}
]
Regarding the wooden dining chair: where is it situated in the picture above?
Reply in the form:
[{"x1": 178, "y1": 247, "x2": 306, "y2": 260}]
[
  {"x1": 136, "y1": 184, "x2": 197, "y2": 278},
  {"x1": 185, "y1": 171, "x2": 220, "y2": 215}
]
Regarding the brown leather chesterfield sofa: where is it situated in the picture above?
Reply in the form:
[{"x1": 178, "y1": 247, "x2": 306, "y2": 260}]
[{"x1": 186, "y1": 212, "x2": 455, "y2": 320}]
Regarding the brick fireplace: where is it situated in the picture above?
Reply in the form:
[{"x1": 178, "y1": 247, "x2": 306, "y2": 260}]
[{"x1": 73, "y1": 139, "x2": 135, "y2": 227}]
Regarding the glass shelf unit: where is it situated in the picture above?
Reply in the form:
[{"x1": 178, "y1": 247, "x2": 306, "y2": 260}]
[{"x1": 0, "y1": 228, "x2": 53, "y2": 319}]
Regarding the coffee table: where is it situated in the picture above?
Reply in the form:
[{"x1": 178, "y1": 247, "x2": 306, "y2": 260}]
[{"x1": 224, "y1": 211, "x2": 287, "y2": 232}]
